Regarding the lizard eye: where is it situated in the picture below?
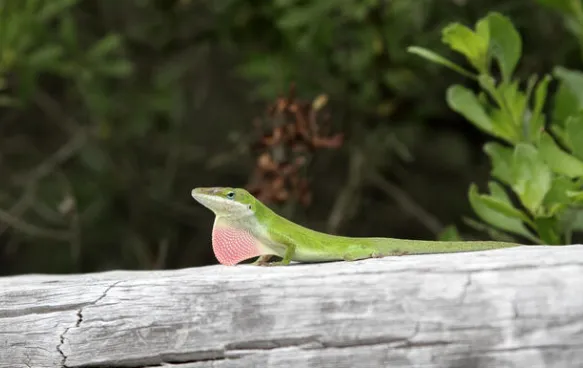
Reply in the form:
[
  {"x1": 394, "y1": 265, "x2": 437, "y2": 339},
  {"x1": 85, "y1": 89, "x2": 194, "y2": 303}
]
[{"x1": 226, "y1": 191, "x2": 235, "y2": 199}]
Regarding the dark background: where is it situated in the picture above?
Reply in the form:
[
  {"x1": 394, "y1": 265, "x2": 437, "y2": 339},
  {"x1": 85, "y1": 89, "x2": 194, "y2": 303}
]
[{"x1": 0, "y1": 0, "x2": 576, "y2": 275}]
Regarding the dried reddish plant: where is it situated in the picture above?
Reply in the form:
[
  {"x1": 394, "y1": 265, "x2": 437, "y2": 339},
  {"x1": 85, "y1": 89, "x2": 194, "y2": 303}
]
[{"x1": 247, "y1": 85, "x2": 343, "y2": 206}]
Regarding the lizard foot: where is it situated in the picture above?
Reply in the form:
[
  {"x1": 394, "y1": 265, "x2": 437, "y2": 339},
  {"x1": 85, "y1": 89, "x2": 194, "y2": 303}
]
[
  {"x1": 371, "y1": 252, "x2": 385, "y2": 258},
  {"x1": 390, "y1": 250, "x2": 410, "y2": 256},
  {"x1": 342, "y1": 254, "x2": 358, "y2": 261},
  {"x1": 251, "y1": 255, "x2": 273, "y2": 266},
  {"x1": 263, "y1": 258, "x2": 293, "y2": 266},
  {"x1": 261, "y1": 261, "x2": 285, "y2": 267}
]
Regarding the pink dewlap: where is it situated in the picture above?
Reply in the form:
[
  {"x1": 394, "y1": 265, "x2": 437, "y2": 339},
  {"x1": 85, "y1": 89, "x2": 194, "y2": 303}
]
[{"x1": 211, "y1": 225, "x2": 263, "y2": 265}]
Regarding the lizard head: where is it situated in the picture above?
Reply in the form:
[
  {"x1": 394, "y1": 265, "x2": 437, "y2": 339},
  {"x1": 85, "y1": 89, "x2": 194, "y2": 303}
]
[
  {"x1": 192, "y1": 187, "x2": 269, "y2": 266},
  {"x1": 191, "y1": 187, "x2": 257, "y2": 219}
]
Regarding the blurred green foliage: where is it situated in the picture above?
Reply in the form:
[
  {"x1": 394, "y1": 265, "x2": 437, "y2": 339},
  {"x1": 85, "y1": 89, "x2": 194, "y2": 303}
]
[
  {"x1": 410, "y1": 11, "x2": 583, "y2": 245},
  {"x1": 0, "y1": 0, "x2": 580, "y2": 274}
]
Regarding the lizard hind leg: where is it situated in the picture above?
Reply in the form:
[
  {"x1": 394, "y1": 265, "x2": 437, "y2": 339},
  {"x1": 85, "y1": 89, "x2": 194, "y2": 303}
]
[
  {"x1": 342, "y1": 250, "x2": 371, "y2": 262},
  {"x1": 342, "y1": 245, "x2": 391, "y2": 261}
]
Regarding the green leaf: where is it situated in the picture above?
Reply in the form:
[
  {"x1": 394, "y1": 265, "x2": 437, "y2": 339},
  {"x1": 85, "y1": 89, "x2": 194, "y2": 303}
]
[
  {"x1": 560, "y1": 208, "x2": 583, "y2": 241},
  {"x1": 89, "y1": 34, "x2": 122, "y2": 59},
  {"x1": 565, "y1": 113, "x2": 583, "y2": 161},
  {"x1": 475, "y1": 75, "x2": 522, "y2": 142},
  {"x1": 39, "y1": 0, "x2": 79, "y2": 21},
  {"x1": 538, "y1": 131, "x2": 583, "y2": 177},
  {"x1": 448, "y1": 83, "x2": 517, "y2": 142},
  {"x1": 554, "y1": 66, "x2": 583, "y2": 109},
  {"x1": 96, "y1": 60, "x2": 133, "y2": 77},
  {"x1": 438, "y1": 225, "x2": 463, "y2": 241},
  {"x1": 484, "y1": 142, "x2": 514, "y2": 185},
  {"x1": 446, "y1": 85, "x2": 494, "y2": 134},
  {"x1": 441, "y1": 22, "x2": 489, "y2": 73},
  {"x1": 511, "y1": 143, "x2": 552, "y2": 214},
  {"x1": 468, "y1": 183, "x2": 537, "y2": 241},
  {"x1": 59, "y1": 14, "x2": 78, "y2": 48},
  {"x1": 475, "y1": 16, "x2": 490, "y2": 41},
  {"x1": 481, "y1": 181, "x2": 534, "y2": 225},
  {"x1": 497, "y1": 79, "x2": 528, "y2": 130},
  {"x1": 462, "y1": 217, "x2": 523, "y2": 243},
  {"x1": 567, "y1": 190, "x2": 583, "y2": 203},
  {"x1": 534, "y1": 216, "x2": 562, "y2": 245},
  {"x1": 552, "y1": 81, "x2": 579, "y2": 126},
  {"x1": 550, "y1": 124, "x2": 569, "y2": 148},
  {"x1": 406, "y1": 46, "x2": 476, "y2": 79},
  {"x1": 529, "y1": 74, "x2": 551, "y2": 140},
  {"x1": 477, "y1": 74, "x2": 501, "y2": 104},
  {"x1": 26, "y1": 45, "x2": 63, "y2": 69},
  {"x1": 522, "y1": 74, "x2": 538, "y2": 118},
  {"x1": 488, "y1": 180, "x2": 516, "y2": 203},
  {"x1": 485, "y1": 12, "x2": 521, "y2": 82},
  {"x1": 543, "y1": 176, "x2": 579, "y2": 214}
]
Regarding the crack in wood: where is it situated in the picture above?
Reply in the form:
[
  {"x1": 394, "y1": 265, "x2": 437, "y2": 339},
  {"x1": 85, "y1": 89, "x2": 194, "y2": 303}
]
[
  {"x1": 65, "y1": 332, "x2": 460, "y2": 368},
  {"x1": 76, "y1": 281, "x2": 123, "y2": 328},
  {"x1": 225, "y1": 335, "x2": 324, "y2": 350},
  {"x1": 133, "y1": 340, "x2": 577, "y2": 368},
  {"x1": 57, "y1": 327, "x2": 69, "y2": 368},
  {"x1": 512, "y1": 298, "x2": 520, "y2": 320},
  {"x1": 67, "y1": 336, "x2": 459, "y2": 368},
  {"x1": 0, "y1": 302, "x2": 93, "y2": 319},
  {"x1": 71, "y1": 351, "x2": 227, "y2": 368},
  {"x1": 56, "y1": 281, "x2": 123, "y2": 367},
  {"x1": 448, "y1": 343, "x2": 581, "y2": 357},
  {"x1": 459, "y1": 273, "x2": 473, "y2": 306}
]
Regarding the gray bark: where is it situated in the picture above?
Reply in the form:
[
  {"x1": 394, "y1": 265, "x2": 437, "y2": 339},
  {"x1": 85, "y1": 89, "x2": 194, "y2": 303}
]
[{"x1": 1, "y1": 245, "x2": 583, "y2": 368}]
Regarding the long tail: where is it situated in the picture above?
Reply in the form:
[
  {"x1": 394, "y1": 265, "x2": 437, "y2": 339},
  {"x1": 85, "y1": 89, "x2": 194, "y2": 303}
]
[{"x1": 342, "y1": 237, "x2": 521, "y2": 260}]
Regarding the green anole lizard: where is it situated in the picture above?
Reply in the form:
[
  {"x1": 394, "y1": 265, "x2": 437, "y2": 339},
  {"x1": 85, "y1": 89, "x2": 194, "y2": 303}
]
[{"x1": 191, "y1": 187, "x2": 523, "y2": 266}]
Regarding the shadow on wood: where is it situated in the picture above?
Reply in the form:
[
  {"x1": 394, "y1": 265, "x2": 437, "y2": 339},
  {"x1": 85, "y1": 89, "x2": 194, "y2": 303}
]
[{"x1": 1, "y1": 245, "x2": 583, "y2": 368}]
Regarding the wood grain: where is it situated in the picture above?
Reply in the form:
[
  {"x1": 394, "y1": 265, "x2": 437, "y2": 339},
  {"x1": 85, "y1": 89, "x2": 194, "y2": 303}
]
[{"x1": 1, "y1": 245, "x2": 583, "y2": 368}]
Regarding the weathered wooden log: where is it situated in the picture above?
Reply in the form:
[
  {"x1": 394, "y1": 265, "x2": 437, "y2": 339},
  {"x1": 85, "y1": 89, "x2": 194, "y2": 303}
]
[{"x1": 1, "y1": 245, "x2": 583, "y2": 368}]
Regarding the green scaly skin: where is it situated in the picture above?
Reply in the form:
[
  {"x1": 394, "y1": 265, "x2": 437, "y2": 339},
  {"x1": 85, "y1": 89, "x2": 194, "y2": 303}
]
[{"x1": 191, "y1": 187, "x2": 523, "y2": 266}]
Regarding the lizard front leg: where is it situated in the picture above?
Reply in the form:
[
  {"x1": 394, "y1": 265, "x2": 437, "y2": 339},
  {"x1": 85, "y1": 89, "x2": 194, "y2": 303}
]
[{"x1": 264, "y1": 243, "x2": 296, "y2": 266}]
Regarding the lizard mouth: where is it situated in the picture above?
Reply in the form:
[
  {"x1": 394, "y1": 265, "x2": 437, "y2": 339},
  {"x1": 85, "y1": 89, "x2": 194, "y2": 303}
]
[
  {"x1": 211, "y1": 222, "x2": 265, "y2": 265},
  {"x1": 191, "y1": 191, "x2": 223, "y2": 211},
  {"x1": 191, "y1": 190, "x2": 250, "y2": 218}
]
